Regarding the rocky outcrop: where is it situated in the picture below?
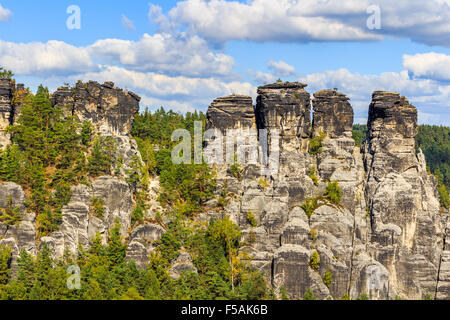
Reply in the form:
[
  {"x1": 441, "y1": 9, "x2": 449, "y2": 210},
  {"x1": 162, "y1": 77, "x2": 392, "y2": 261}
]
[
  {"x1": 312, "y1": 89, "x2": 354, "y2": 138},
  {"x1": 0, "y1": 81, "x2": 163, "y2": 272},
  {"x1": 0, "y1": 78, "x2": 446, "y2": 300},
  {"x1": 207, "y1": 82, "x2": 446, "y2": 300},
  {"x1": 169, "y1": 251, "x2": 198, "y2": 279},
  {"x1": 363, "y1": 91, "x2": 442, "y2": 299},
  {"x1": 0, "y1": 79, "x2": 14, "y2": 148},
  {"x1": 52, "y1": 81, "x2": 141, "y2": 136},
  {"x1": 0, "y1": 182, "x2": 36, "y2": 273},
  {"x1": 256, "y1": 82, "x2": 311, "y2": 153},
  {"x1": 206, "y1": 95, "x2": 255, "y2": 131}
]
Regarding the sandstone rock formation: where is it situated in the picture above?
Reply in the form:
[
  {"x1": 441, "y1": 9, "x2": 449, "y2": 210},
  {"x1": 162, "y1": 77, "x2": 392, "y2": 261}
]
[
  {"x1": 53, "y1": 81, "x2": 141, "y2": 135},
  {"x1": 0, "y1": 78, "x2": 447, "y2": 300},
  {"x1": 0, "y1": 79, "x2": 14, "y2": 148},
  {"x1": 0, "y1": 81, "x2": 162, "y2": 274},
  {"x1": 207, "y1": 82, "x2": 447, "y2": 300}
]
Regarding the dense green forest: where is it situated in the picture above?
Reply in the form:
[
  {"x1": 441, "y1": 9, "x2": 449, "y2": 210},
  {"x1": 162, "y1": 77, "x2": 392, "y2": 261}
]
[{"x1": 353, "y1": 124, "x2": 450, "y2": 209}]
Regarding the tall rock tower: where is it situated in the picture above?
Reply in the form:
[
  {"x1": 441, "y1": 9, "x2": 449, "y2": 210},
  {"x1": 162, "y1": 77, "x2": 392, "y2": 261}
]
[
  {"x1": 363, "y1": 91, "x2": 442, "y2": 299},
  {"x1": 0, "y1": 79, "x2": 14, "y2": 149}
]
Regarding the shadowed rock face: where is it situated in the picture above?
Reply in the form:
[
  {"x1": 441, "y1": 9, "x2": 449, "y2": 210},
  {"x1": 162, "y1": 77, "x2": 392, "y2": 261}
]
[
  {"x1": 363, "y1": 91, "x2": 442, "y2": 299},
  {"x1": 52, "y1": 81, "x2": 141, "y2": 136},
  {"x1": 205, "y1": 82, "x2": 446, "y2": 300},
  {"x1": 312, "y1": 90, "x2": 354, "y2": 138},
  {"x1": 256, "y1": 82, "x2": 311, "y2": 152},
  {"x1": 0, "y1": 79, "x2": 14, "y2": 148},
  {"x1": 206, "y1": 95, "x2": 255, "y2": 131}
]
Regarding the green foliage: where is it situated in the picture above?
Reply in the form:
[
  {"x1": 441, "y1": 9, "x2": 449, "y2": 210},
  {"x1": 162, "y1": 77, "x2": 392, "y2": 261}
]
[
  {"x1": 131, "y1": 203, "x2": 145, "y2": 225},
  {"x1": 246, "y1": 211, "x2": 257, "y2": 227},
  {"x1": 438, "y1": 184, "x2": 450, "y2": 209},
  {"x1": 340, "y1": 293, "x2": 350, "y2": 300},
  {"x1": 87, "y1": 137, "x2": 117, "y2": 177},
  {"x1": 322, "y1": 268, "x2": 333, "y2": 288},
  {"x1": 81, "y1": 121, "x2": 93, "y2": 146},
  {"x1": 0, "y1": 67, "x2": 14, "y2": 79},
  {"x1": 0, "y1": 196, "x2": 22, "y2": 226},
  {"x1": 258, "y1": 178, "x2": 269, "y2": 189},
  {"x1": 309, "y1": 132, "x2": 325, "y2": 155},
  {"x1": 229, "y1": 160, "x2": 243, "y2": 181},
  {"x1": 309, "y1": 166, "x2": 319, "y2": 186},
  {"x1": 106, "y1": 218, "x2": 127, "y2": 266},
  {"x1": 0, "y1": 85, "x2": 94, "y2": 236},
  {"x1": 415, "y1": 125, "x2": 450, "y2": 190},
  {"x1": 303, "y1": 288, "x2": 316, "y2": 300},
  {"x1": 356, "y1": 293, "x2": 369, "y2": 300},
  {"x1": 280, "y1": 286, "x2": 289, "y2": 300},
  {"x1": 90, "y1": 197, "x2": 105, "y2": 219},
  {"x1": 352, "y1": 124, "x2": 367, "y2": 147},
  {"x1": 424, "y1": 293, "x2": 433, "y2": 300},
  {"x1": 132, "y1": 108, "x2": 215, "y2": 217},
  {"x1": 301, "y1": 197, "x2": 324, "y2": 219},
  {"x1": 324, "y1": 181, "x2": 342, "y2": 205},
  {"x1": 0, "y1": 245, "x2": 12, "y2": 285},
  {"x1": 309, "y1": 229, "x2": 317, "y2": 241},
  {"x1": 309, "y1": 251, "x2": 320, "y2": 271},
  {"x1": 357, "y1": 293, "x2": 369, "y2": 300}
]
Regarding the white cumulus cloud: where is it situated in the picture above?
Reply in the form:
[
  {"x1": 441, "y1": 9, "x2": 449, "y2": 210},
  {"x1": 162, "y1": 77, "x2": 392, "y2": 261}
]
[
  {"x1": 154, "y1": 0, "x2": 450, "y2": 47},
  {"x1": 268, "y1": 60, "x2": 298, "y2": 77},
  {"x1": 403, "y1": 52, "x2": 450, "y2": 81},
  {"x1": 158, "y1": 0, "x2": 380, "y2": 44},
  {"x1": 0, "y1": 4, "x2": 11, "y2": 22},
  {"x1": 0, "y1": 40, "x2": 97, "y2": 75},
  {"x1": 89, "y1": 33, "x2": 235, "y2": 78}
]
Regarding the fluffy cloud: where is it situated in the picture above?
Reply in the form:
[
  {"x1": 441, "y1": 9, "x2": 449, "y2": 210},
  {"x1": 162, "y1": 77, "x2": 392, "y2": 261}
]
[
  {"x1": 0, "y1": 4, "x2": 11, "y2": 22},
  {"x1": 0, "y1": 40, "x2": 97, "y2": 75},
  {"x1": 159, "y1": 0, "x2": 380, "y2": 44},
  {"x1": 0, "y1": 33, "x2": 235, "y2": 79},
  {"x1": 298, "y1": 68, "x2": 450, "y2": 125},
  {"x1": 89, "y1": 33, "x2": 235, "y2": 78},
  {"x1": 403, "y1": 52, "x2": 450, "y2": 81},
  {"x1": 155, "y1": 0, "x2": 450, "y2": 47},
  {"x1": 268, "y1": 60, "x2": 298, "y2": 77}
]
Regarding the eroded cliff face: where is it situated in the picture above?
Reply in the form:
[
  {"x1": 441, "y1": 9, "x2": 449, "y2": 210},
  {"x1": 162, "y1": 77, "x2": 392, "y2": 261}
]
[
  {"x1": 0, "y1": 80, "x2": 164, "y2": 270},
  {"x1": 207, "y1": 83, "x2": 447, "y2": 300},
  {"x1": 0, "y1": 78, "x2": 447, "y2": 299}
]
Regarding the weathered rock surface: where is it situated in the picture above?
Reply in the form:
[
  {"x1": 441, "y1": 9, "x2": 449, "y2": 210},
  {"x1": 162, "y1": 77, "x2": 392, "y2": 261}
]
[
  {"x1": 0, "y1": 79, "x2": 447, "y2": 300},
  {"x1": 312, "y1": 89, "x2": 354, "y2": 138},
  {"x1": 52, "y1": 81, "x2": 141, "y2": 135},
  {"x1": 0, "y1": 79, "x2": 14, "y2": 148},
  {"x1": 169, "y1": 251, "x2": 198, "y2": 279},
  {"x1": 206, "y1": 83, "x2": 447, "y2": 300},
  {"x1": 256, "y1": 82, "x2": 311, "y2": 153}
]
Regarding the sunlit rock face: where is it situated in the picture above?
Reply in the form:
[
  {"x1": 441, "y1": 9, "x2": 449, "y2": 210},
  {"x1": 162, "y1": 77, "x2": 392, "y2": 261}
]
[
  {"x1": 363, "y1": 91, "x2": 443, "y2": 300},
  {"x1": 52, "y1": 81, "x2": 141, "y2": 136},
  {"x1": 0, "y1": 78, "x2": 447, "y2": 300},
  {"x1": 255, "y1": 82, "x2": 311, "y2": 154},
  {"x1": 0, "y1": 79, "x2": 14, "y2": 149},
  {"x1": 205, "y1": 82, "x2": 447, "y2": 300}
]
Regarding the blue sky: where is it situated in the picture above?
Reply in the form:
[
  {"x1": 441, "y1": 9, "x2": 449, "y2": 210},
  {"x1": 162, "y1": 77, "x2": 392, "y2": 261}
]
[{"x1": 0, "y1": 0, "x2": 449, "y2": 125}]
